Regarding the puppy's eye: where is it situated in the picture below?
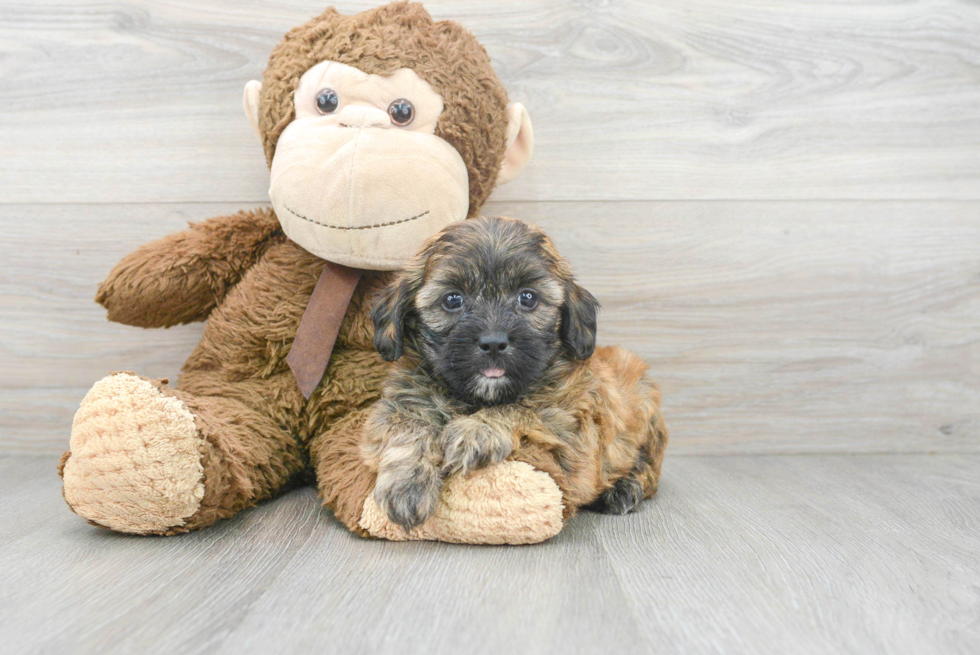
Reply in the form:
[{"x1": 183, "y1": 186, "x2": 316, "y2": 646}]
[
  {"x1": 518, "y1": 290, "x2": 539, "y2": 310},
  {"x1": 442, "y1": 292, "x2": 464, "y2": 311},
  {"x1": 315, "y1": 88, "x2": 339, "y2": 114},
  {"x1": 388, "y1": 98, "x2": 415, "y2": 126}
]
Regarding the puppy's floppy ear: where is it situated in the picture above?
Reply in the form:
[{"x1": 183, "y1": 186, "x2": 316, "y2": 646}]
[
  {"x1": 372, "y1": 273, "x2": 417, "y2": 361},
  {"x1": 560, "y1": 282, "x2": 600, "y2": 360},
  {"x1": 373, "y1": 234, "x2": 445, "y2": 360}
]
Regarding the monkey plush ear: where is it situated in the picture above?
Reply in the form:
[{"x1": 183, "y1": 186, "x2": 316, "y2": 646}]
[
  {"x1": 560, "y1": 283, "x2": 600, "y2": 360},
  {"x1": 243, "y1": 80, "x2": 263, "y2": 143},
  {"x1": 496, "y1": 103, "x2": 534, "y2": 186},
  {"x1": 371, "y1": 275, "x2": 416, "y2": 361}
]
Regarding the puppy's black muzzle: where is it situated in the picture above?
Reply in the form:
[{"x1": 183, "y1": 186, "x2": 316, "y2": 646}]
[{"x1": 435, "y1": 298, "x2": 553, "y2": 407}]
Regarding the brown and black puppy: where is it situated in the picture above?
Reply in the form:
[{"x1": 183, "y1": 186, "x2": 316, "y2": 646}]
[{"x1": 365, "y1": 217, "x2": 668, "y2": 532}]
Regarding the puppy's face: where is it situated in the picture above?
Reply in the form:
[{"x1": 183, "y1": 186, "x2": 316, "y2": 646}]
[{"x1": 373, "y1": 217, "x2": 599, "y2": 407}]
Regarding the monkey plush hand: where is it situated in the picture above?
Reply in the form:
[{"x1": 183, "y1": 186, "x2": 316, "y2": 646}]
[{"x1": 57, "y1": 3, "x2": 563, "y2": 544}]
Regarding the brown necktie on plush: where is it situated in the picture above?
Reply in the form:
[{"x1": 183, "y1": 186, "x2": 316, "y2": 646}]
[{"x1": 286, "y1": 261, "x2": 363, "y2": 399}]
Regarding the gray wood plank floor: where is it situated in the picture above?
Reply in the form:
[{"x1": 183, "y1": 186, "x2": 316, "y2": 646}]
[{"x1": 2, "y1": 454, "x2": 978, "y2": 655}]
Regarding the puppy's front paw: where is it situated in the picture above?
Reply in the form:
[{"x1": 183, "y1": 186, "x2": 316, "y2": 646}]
[
  {"x1": 441, "y1": 416, "x2": 513, "y2": 476},
  {"x1": 373, "y1": 468, "x2": 442, "y2": 533}
]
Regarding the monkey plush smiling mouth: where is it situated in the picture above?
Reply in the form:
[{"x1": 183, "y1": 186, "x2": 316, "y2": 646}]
[
  {"x1": 261, "y1": 62, "x2": 464, "y2": 269},
  {"x1": 364, "y1": 217, "x2": 669, "y2": 533}
]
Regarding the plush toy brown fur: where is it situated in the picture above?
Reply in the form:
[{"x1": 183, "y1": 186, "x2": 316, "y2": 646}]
[{"x1": 58, "y1": 3, "x2": 562, "y2": 544}]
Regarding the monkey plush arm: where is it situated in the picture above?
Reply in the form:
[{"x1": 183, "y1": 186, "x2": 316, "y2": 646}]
[{"x1": 96, "y1": 208, "x2": 283, "y2": 328}]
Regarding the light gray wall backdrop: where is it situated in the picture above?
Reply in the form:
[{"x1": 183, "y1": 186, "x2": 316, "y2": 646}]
[{"x1": 1, "y1": 0, "x2": 978, "y2": 455}]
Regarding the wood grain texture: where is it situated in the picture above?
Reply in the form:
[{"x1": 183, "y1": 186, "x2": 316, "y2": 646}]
[
  {"x1": 1, "y1": 0, "x2": 979, "y2": 203},
  {"x1": 2, "y1": 201, "x2": 977, "y2": 456},
  {"x1": 7, "y1": 202, "x2": 980, "y2": 454},
  {"x1": 2, "y1": 454, "x2": 978, "y2": 654},
  {"x1": 2, "y1": 4, "x2": 976, "y2": 651}
]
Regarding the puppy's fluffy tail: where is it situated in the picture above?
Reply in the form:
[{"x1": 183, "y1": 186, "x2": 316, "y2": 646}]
[
  {"x1": 636, "y1": 405, "x2": 669, "y2": 499},
  {"x1": 593, "y1": 346, "x2": 669, "y2": 499}
]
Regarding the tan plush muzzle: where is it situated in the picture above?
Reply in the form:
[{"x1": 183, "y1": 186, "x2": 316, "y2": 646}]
[
  {"x1": 269, "y1": 112, "x2": 469, "y2": 271},
  {"x1": 247, "y1": 59, "x2": 533, "y2": 272}
]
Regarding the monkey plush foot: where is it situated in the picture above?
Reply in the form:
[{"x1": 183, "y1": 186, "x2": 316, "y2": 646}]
[
  {"x1": 359, "y1": 461, "x2": 563, "y2": 545},
  {"x1": 60, "y1": 373, "x2": 206, "y2": 534}
]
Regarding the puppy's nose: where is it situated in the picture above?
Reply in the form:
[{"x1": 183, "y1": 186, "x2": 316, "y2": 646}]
[{"x1": 478, "y1": 332, "x2": 509, "y2": 354}]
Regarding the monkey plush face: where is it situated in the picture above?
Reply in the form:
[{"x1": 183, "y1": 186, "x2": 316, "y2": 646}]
[
  {"x1": 242, "y1": 3, "x2": 534, "y2": 270},
  {"x1": 265, "y1": 61, "x2": 468, "y2": 268}
]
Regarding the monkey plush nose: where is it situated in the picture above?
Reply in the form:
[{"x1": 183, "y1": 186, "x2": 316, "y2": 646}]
[
  {"x1": 337, "y1": 105, "x2": 391, "y2": 129},
  {"x1": 478, "y1": 332, "x2": 509, "y2": 354}
]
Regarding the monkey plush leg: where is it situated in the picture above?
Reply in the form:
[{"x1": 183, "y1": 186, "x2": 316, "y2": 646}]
[
  {"x1": 358, "y1": 462, "x2": 564, "y2": 545},
  {"x1": 60, "y1": 373, "x2": 305, "y2": 535},
  {"x1": 309, "y1": 407, "x2": 565, "y2": 545}
]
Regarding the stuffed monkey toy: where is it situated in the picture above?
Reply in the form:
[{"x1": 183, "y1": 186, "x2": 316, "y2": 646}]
[{"x1": 58, "y1": 2, "x2": 563, "y2": 544}]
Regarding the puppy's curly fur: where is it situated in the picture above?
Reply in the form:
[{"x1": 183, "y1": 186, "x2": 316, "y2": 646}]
[{"x1": 363, "y1": 217, "x2": 668, "y2": 532}]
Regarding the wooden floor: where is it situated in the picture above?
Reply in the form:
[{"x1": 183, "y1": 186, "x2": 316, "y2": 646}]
[
  {"x1": 2, "y1": 454, "x2": 978, "y2": 654},
  {"x1": 2, "y1": 1, "x2": 979, "y2": 653}
]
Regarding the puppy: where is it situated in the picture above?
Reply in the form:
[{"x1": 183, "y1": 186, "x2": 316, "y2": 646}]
[{"x1": 364, "y1": 216, "x2": 668, "y2": 532}]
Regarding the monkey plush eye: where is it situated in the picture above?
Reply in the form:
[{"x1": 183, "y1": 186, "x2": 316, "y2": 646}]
[
  {"x1": 388, "y1": 98, "x2": 415, "y2": 126},
  {"x1": 442, "y1": 292, "x2": 464, "y2": 311},
  {"x1": 518, "y1": 290, "x2": 539, "y2": 310},
  {"x1": 315, "y1": 88, "x2": 339, "y2": 114}
]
